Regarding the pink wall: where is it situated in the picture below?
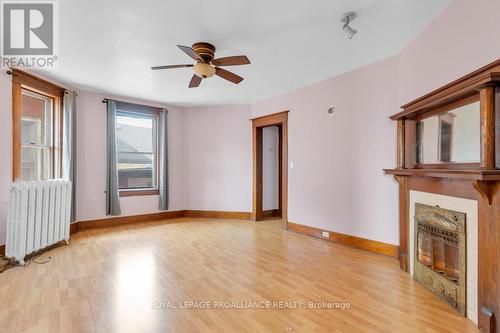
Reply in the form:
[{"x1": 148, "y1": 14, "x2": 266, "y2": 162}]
[
  {"x1": 76, "y1": 91, "x2": 187, "y2": 221},
  {"x1": 0, "y1": 81, "x2": 187, "y2": 245},
  {"x1": 2, "y1": 0, "x2": 500, "y2": 247},
  {"x1": 249, "y1": 0, "x2": 500, "y2": 245},
  {"x1": 184, "y1": 105, "x2": 252, "y2": 212},
  {"x1": 252, "y1": 57, "x2": 399, "y2": 244},
  {"x1": 397, "y1": 0, "x2": 500, "y2": 105}
]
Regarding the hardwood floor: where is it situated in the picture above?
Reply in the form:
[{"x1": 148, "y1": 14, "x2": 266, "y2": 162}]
[{"x1": 0, "y1": 218, "x2": 479, "y2": 333}]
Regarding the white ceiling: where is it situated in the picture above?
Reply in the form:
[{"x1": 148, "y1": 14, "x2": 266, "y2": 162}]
[{"x1": 46, "y1": 0, "x2": 451, "y2": 106}]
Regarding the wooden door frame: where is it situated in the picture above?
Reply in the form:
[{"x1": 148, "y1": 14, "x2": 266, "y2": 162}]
[{"x1": 251, "y1": 111, "x2": 288, "y2": 225}]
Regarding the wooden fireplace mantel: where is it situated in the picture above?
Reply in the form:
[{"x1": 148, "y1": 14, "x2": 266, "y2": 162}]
[
  {"x1": 384, "y1": 168, "x2": 500, "y2": 181},
  {"x1": 384, "y1": 59, "x2": 500, "y2": 333},
  {"x1": 384, "y1": 169, "x2": 500, "y2": 206}
]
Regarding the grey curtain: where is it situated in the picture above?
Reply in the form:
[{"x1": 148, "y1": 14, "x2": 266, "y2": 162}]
[
  {"x1": 106, "y1": 100, "x2": 121, "y2": 215},
  {"x1": 62, "y1": 90, "x2": 77, "y2": 222},
  {"x1": 158, "y1": 109, "x2": 169, "y2": 210}
]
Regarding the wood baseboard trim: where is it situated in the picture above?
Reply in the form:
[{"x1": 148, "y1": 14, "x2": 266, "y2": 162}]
[
  {"x1": 2, "y1": 215, "x2": 396, "y2": 259},
  {"x1": 69, "y1": 210, "x2": 251, "y2": 235},
  {"x1": 262, "y1": 209, "x2": 279, "y2": 218},
  {"x1": 70, "y1": 223, "x2": 79, "y2": 235},
  {"x1": 75, "y1": 210, "x2": 186, "y2": 232},
  {"x1": 287, "y1": 221, "x2": 399, "y2": 258},
  {"x1": 0, "y1": 210, "x2": 252, "y2": 244},
  {"x1": 184, "y1": 210, "x2": 251, "y2": 220}
]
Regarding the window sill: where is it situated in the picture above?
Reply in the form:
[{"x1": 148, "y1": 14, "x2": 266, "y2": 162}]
[{"x1": 119, "y1": 189, "x2": 159, "y2": 197}]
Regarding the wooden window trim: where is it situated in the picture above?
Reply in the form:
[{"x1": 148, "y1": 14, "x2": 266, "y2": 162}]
[
  {"x1": 119, "y1": 189, "x2": 160, "y2": 197},
  {"x1": 11, "y1": 69, "x2": 65, "y2": 181}
]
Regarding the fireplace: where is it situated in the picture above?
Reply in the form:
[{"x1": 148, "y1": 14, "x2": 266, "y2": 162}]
[
  {"x1": 414, "y1": 203, "x2": 466, "y2": 316},
  {"x1": 384, "y1": 59, "x2": 500, "y2": 333}
]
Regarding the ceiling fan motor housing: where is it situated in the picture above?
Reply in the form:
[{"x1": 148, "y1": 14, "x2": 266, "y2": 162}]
[{"x1": 192, "y1": 42, "x2": 216, "y2": 63}]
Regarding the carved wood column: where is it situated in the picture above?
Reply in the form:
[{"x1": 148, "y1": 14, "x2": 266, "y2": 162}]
[
  {"x1": 397, "y1": 120, "x2": 405, "y2": 169},
  {"x1": 404, "y1": 120, "x2": 416, "y2": 169},
  {"x1": 478, "y1": 85, "x2": 496, "y2": 170},
  {"x1": 394, "y1": 175, "x2": 409, "y2": 272}
]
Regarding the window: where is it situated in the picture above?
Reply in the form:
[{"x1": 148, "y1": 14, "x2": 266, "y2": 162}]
[
  {"x1": 116, "y1": 110, "x2": 158, "y2": 193},
  {"x1": 12, "y1": 69, "x2": 64, "y2": 181},
  {"x1": 20, "y1": 89, "x2": 55, "y2": 181}
]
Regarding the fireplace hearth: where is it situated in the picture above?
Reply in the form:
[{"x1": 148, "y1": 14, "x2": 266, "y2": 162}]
[{"x1": 414, "y1": 203, "x2": 466, "y2": 315}]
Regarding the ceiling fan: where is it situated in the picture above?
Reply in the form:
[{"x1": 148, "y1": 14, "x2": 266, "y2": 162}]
[{"x1": 151, "y1": 42, "x2": 250, "y2": 88}]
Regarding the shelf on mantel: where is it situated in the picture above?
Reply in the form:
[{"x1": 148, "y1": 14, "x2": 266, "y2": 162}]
[{"x1": 383, "y1": 168, "x2": 500, "y2": 181}]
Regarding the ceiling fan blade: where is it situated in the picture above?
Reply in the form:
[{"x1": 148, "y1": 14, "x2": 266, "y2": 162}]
[
  {"x1": 212, "y1": 56, "x2": 250, "y2": 66},
  {"x1": 189, "y1": 74, "x2": 202, "y2": 88},
  {"x1": 151, "y1": 64, "x2": 193, "y2": 70},
  {"x1": 215, "y1": 67, "x2": 244, "y2": 84},
  {"x1": 177, "y1": 45, "x2": 203, "y2": 62}
]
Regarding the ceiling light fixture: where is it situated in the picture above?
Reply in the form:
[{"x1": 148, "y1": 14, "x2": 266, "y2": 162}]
[
  {"x1": 193, "y1": 62, "x2": 216, "y2": 78},
  {"x1": 340, "y1": 12, "x2": 357, "y2": 39}
]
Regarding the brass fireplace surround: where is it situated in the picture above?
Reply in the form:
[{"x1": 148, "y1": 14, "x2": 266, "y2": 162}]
[{"x1": 414, "y1": 203, "x2": 466, "y2": 316}]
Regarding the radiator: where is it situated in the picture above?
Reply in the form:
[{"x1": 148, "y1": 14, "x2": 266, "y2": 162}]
[{"x1": 6, "y1": 179, "x2": 72, "y2": 265}]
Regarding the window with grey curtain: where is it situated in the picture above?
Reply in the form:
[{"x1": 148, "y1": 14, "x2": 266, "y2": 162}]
[
  {"x1": 106, "y1": 100, "x2": 121, "y2": 216},
  {"x1": 158, "y1": 109, "x2": 169, "y2": 210},
  {"x1": 62, "y1": 90, "x2": 77, "y2": 222}
]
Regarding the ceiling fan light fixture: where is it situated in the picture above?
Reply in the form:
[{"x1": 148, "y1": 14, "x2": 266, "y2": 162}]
[{"x1": 193, "y1": 62, "x2": 216, "y2": 78}]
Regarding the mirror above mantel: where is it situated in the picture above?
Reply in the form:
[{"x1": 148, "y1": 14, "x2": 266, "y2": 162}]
[
  {"x1": 416, "y1": 97, "x2": 480, "y2": 165},
  {"x1": 385, "y1": 59, "x2": 500, "y2": 184}
]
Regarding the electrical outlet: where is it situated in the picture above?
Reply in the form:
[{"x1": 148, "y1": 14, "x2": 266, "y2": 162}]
[{"x1": 321, "y1": 231, "x2": 329, "y2": 238}]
